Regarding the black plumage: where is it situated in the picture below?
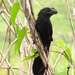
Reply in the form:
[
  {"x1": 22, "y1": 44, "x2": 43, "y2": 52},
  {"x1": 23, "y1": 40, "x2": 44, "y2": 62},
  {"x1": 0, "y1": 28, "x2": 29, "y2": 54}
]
[{"x1": 33, "y1": 7, "x2": 57, "y2": 75}]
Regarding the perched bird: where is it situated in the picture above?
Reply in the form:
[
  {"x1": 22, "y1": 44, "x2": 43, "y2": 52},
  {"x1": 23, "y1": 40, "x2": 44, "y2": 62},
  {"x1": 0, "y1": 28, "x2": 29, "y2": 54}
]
[{"x1": 33, "y1": 7, "x2": 57, "y2": 75}]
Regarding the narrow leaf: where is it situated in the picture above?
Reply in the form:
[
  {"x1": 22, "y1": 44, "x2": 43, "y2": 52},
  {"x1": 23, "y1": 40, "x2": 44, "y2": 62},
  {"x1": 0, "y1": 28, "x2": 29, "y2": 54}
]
[
  {"x1": 22, "y1": 53, "x2": 39, "y2": 61},
  {"x1": 18, "y1": 27, "x2": 26, "y2": 52},
  {"x1": 66, "y1": 46, "x2": 72, "y2": 61},
  {"x1": 15, "y1": 25, "x2": 19, "y2": 35},
  {"x1": 15, "y1": 42, "x2": 18, "y2": 53},
  {"x1": 10, "y1": 2, "x2": 19, "y2": 25},
  {"x1": 31, "y1": 48, "x2": 37, "y2": 53},
  {"x1": 57, "y1": 39, "x2": 66, "y2": 50}
]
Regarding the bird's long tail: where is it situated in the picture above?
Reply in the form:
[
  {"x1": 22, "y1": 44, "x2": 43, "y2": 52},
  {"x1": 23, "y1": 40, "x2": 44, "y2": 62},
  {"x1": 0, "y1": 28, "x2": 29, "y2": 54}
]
[
  {"x1": 32, "y1": 56, "x2": 45, "y2": 75},
  {"x1": 32, "y1": 45, "x2": 49, "y2": 75}
]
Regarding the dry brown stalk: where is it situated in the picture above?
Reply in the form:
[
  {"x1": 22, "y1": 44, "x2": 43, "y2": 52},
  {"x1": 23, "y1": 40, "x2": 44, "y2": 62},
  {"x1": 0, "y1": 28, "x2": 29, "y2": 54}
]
[
  {"x1": 0, "y1": 0, "x2": 3, "y2": 7},
  {"x1": 3, "y1": 1, "x2": 9, "y2": 13},
  {"x1": 72, "y1": 0, "x2": 75, "y2": 19},
  {"x1": 0, "y1": 66, "x2": 28, "y2": 74},
  {"x1": 53, "y1": 50, "x2": 65, "y2": 68},
  {"x1": 0, "y1": 38, "x2": 18, "y2": 67},
  {"x1": 1, "y1": 14, "x2": 16, "y2": 37},
  {"x1": 0, "y1": 9, "x2": 10, "y2": 18},
  {"x1": 0, "y1": 51, "x2": 16, "y2": 75},
  {"x1": 65, "y1": 0, "x2": 75, "y2": 75}
]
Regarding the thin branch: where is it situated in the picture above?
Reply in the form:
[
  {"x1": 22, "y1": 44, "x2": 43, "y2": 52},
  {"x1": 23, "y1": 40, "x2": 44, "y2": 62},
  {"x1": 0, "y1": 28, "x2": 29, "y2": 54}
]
[
  {"x1": 0, "y1": 0, "x2": 3, "y2": 7},
  {"x1": 72, "y1": 0, "x2": 75, "y2": 19},
  {"x1": 53, "y1": 50, "x2": 65, "y2": 68},
  {"x1": 8, "y1": 8, "x2": 11, "y2": 75},
  {"x1": 0, "y1": 51, "x2": 16, "y2": 75},
  {"x1": 0, "y1": 66, "x2": 28, "y2": 74},
  {"x1": 29, "y1": 0, "x2": 36, "y2": 22},
  {"x1": 33, "y1": 0, "x2": 42, "y2": 8},
  {"x1": 65, "y1": 1, "x2": 75, "y2": 75},
  {"x1": 16, "y1": 15, "x2": 23, "y2": 29},
  {"x1": 8, "y1": 0, "x2": 12, "y2": 7},
  {"x1": 51, "y1": 50, "x2": 61, "y2": 54},
  {"x1": 3, "y1": 1, "x2": 9, "y2": 13},
  {"x1": 65, "y1": 0, "x2": 75, "y2": 40},
  {"x1": 0, "y1": 27, "x2": 9, "y2": 62},
  {"x1": 0, "y1": 9, "x2": 10, "y2": 18},
  {"x1": 1, "y1": 14, "x2": 16, "y2": 37},
  {"x1": 19, "y1": 43, "x2": 24, "y2": 75},
  {"x1": 2, "y1": 27, "x2": 9, "y2": 53},
  {"x1": 0, "y1": 38, "x2": 18, "y2": 67},
  {"x1": 64, "y1": 51, "x2": 75, "y2": 69}
]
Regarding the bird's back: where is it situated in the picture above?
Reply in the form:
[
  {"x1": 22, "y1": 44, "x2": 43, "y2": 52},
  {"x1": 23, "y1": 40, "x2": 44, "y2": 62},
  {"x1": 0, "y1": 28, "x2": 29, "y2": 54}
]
[{"x1": 35, "y1": 18, "x2": 53, "y2": 51}]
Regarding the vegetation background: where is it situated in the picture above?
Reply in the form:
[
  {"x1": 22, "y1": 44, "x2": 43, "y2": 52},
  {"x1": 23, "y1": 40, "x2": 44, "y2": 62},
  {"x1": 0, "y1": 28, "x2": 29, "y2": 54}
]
[{"x1": 0, "y1": 0, "x2": 75, "y2": 75}]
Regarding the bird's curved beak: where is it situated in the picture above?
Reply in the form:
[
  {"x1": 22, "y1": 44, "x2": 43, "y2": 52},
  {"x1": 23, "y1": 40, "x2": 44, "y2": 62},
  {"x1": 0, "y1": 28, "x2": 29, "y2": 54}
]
[
  {"x1": 50, "y1": 8, "x2": 58, "y2": 14},
  {"x1": 47, "y1": 8, "x2": 57, "y2": 15}
]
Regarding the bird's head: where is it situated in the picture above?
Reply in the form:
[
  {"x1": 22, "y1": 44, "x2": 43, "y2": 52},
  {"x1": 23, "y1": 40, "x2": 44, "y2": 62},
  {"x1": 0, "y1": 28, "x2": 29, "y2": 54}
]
[{"x1": 38, "y1": 7, "x2": 57, "y2": 18}]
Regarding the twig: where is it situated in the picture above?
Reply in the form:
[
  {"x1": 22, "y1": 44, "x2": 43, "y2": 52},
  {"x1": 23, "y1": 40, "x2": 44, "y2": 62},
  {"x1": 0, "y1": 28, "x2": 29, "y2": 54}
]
[
  {"x1": 3, "y1": 1, "x2": 9, "y2": 13},
  {"x1": 29, "y1": 0, "x2": 36, "y2": 22},
  {"x1": 72, "y1": 0, "x2": 75, "y2": 19},
  {"x1": 0, "y1": 9, "x2": 10, "y2": 18},
  {"x1": 65, "y1": 1, "x2": 75, "y2": 75},
  {"x1": 0, "y1": 0, "x2": 3, "y2": 7},
  {"x1": 33, "y1": 0, "x2": 42, "y2": 8},
  {"x1": 51, "y1": 50, "x2": 61, "y2": 54},
  {"x1": 2, "y1": 27, "x2": 9, "y2": 53},
  {"x1": 16, "y1": 15, "x2": 23, "y2": 29},
  {"x1": 8, "y1": 9, "x2": 11, "y2": 75},
  {"x1": 0, "y1": 38, "x2": 18, "y2": 67},
  {"x1": 0, "y1": 66, "x2": 28, "y2": 74},
  {"x1": 64, "y1": 51, "x2": 75, "y2": 69},
  {"x1": 24, "y1": 18, "x2": 28, "y2": 27},
  {"x1": 8, "y1": 0, "x2": 12, "y2": 7},
  {"x1": 0, "y1": 27, "x2": 9, "y2": 62},
  {"x1": 53, "y1": 50, "x2": 65, "y2": 68},
  {"x1": 65, "y1": 0, "x2": 75, "y2": 40},
  {"x1": 35, "y1": 32, "x2": 55, "y2": 75},
  {"x1": 0, "y1": 51, "x2": 16, "y2": 75},
  {"x1": 23, "y1": 37, "x2": 30, "y2": 68},
  {"x1": 19, "y1": 42, "x2": 24, "y2": 75},
  {"x1": 1, "y1": 14, "x2": 16, "y2": 37}
]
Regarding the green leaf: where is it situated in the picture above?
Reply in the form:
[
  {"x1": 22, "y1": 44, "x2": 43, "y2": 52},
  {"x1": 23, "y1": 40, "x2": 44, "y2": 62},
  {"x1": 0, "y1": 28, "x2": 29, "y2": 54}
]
[
  {"x1": 31, "y1": 48, "x2": 37, "y2": 53},
  {"x1": 15, "y1": 25, "x2": 19, "y2": 35},
  {"x1": 57, "y1": 40, "x2": 72, "y2": 62},
  {"x1": 18, "y1": 27, "x2": 26, "y2": 52},
  {"x1": 22, "y1": 53, "x2": 39, "y2": 61},
  {"x1": 65, "y1": 46, "x2": 72, "y2": 61},
  {"x1": 14, "y1": 25, "x2": 19, "y2": 53},
  {"x1": 15, "y1": 42, "x2": 18, "y2": 53},
  {"x1": 57, "y1": 39, "x2": 66, "y2": 50},
  {"x1": 10, "y1": 2, "x2": 19, "y2": 25}
]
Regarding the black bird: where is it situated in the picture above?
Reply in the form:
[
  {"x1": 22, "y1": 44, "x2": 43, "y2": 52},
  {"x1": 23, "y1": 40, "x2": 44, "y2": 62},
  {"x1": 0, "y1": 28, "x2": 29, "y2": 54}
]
[{"x1": 33, "y1": 7, "x2": 57, "y2": 75}]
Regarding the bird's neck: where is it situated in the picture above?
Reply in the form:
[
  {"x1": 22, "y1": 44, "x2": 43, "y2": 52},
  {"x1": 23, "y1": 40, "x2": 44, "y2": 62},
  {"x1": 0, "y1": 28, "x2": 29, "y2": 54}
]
[{"x1": 37, "y1": 16, "x2": 50, "y2": 21}]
